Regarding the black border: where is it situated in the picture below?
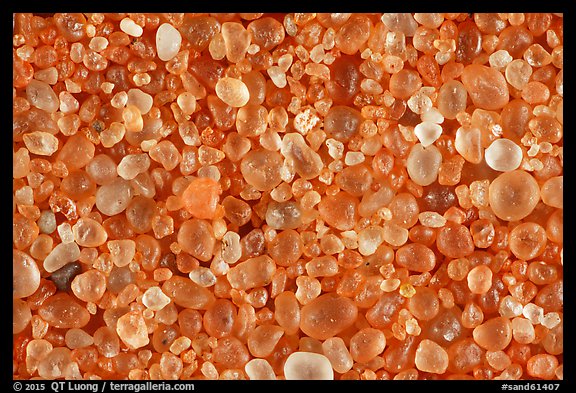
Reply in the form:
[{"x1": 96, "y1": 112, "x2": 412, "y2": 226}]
[{"x1": 7, "y1": 3, "x2": 572, "y2": 390}]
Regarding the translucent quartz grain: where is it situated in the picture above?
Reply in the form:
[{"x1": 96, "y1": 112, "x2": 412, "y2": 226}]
[
  {"x1": 382, "y1": 222, "x2": 409, "y2": 247},
  {"x1": 64, "y1": 328, "x2": 93, "y2": 349},
  {"x1": 335, "y1": 15, "x2": 371, "y2": 55},
  {"x1": 419, "y1": 211, "x2": 447, "y2": 228},
  {"x1": 43, "y1": 242, "x2": 80, "y2": 273},
  {"x1": 86, "y1": 154, "x2": 117, "y2": 185},
  {"x1": 26, "y1": 79, "x2": 59, "y2": 113},
  {"x1": 60, "y1": 170, "x2": 96, "y2": 200},
  {"x1": 540, "y1": 176, "x2": 563, "y2": 208},
  {"x1": 13, "y1": 298, "x2": 31, "y2": 333},
  {"x1": 446, "y1": 338, "x2": 483, "y2": 374},
  {"x1": 489, "y1": 49, "x2": 513, "y2": 69},
  {"x1": 13, "y1": 148, "x2": 30, "y2": 179},
  {"x1": 13, "y1": 250, "x2": 41, "y2": 299},
  {"x1": 485, "y1": 138, "x2": 523, "y2": 172},
  {"x1": 381, "y1": 13, "x2": 418, "y2": 36},
  {"x1": 117, "y1": 154, "x2": 150, "y2": 180},
  {"x1": 415, "y1": 339, "x2": 449, "y2": 374},
  {"x1": 486, "y1": 350, "x2": 511, "y2": 372},
  {"x1": 248, "y1": 17, "x2": 285, "y2": 51},
  {"x1": 467, "y1": 265, "x2": 493, "y2": 294},
  {"x1": 237, "y1": 105, "x2": 268, "y2": 137},
  {"x1": 524, "y1": 44, "x2": 552, "y2": 67},
  {"x1": 461, "y1": 64, "x2": 509, "y2": 110},
  {"x1": 177, "y1": 219, "x2": 216, "y2": 262},
  {"x1": 72, "y1": 217, "x2": 107, "y2": 247},
  {"x1": 124, "y1": 91, "x2": 153, "y2": 119},
  {"x1": 406, "y1": 143, "x2": 442, "y2": 186},
  {"x1": 38, "y1": 293, "x2": 90, "y2": 329},
  {"x1": 437, "y1": 80, "x2": 468, "y2": 120},
  {"x1": 359, "y1": 185, "x2": 395, "y2": 218},
  {"x1": 529, "y1": 115, "x2": 562, "y2": 144},
  {"x1": 95, "y1": 177, "x2": 133, "y2": 216},
  {"x1": 555, "y1": 365, "x2": 563, "y2": 381},
  {"x1": 324, "y1": 106, "x2": 363, "y2": 142},
  {"x1": 334, "y1": 165, "x2": 373, "y2": 197},
  {"x1": 215, "y1": 77, "x2": 250, "y2": 108},
  {"x1": 57, "y1": 134, "x2": 95, "y2": 171},
  {"x1": 227, "y1": 255, "x2": 276, "y2": 291},
  {"x1": 408, "y1": 287, "x2": 440, "y2": 321},
  {"x1": 30, "y1": 234, "x2": 53, "y2": 261},
  {"x1": 107, "y1": 239, "x2": 136, "y2": 267},
  {"x1": 177, "y1": 309, "x2": 203, "y2": 341},
  {"x1": 268, "y1": 66, "x2": 287, "y2": 88},
  {"x1": 506, "y1": 59, "x2": 533, "y2": 90},
  {"x1": 422, "y1": 307, "x2": 464, "y2": 347},
  {"x1": 413, "y1": 13, "x2": 443, "y2": 29},
  {"x1": 14, "y1": 214, "x2": 39, "y2": 250},
  {"x1": 268, "y1": 229, "x2": 303, "y2": 267},
  {"x1": 116, "y1": 311, "x2": 150, "y2": 349},
  {"x1": 15, "y1": 185, "x2": 34, "y2": 206},
  {"x1": 280, "y1": 133, "x2": 324, "y2": 180},
  {"x1": 120, "y1": 17, "x2": 143, "y2": 37},
  {"x1": 71, "y1": 270, "x2": 107, "y2": 302},
  {"x1": 509, "y1": 223, "x2": 547, "y2": 260},
  {"x1": 300, "y1": 293, "x2": 358, "y2": 340},
  {"x1": 527, "y1": 354, "x2": 558, "y2": 379},
  {"x1": 358, "y1": 226, "x2": 385, "y2": 256},
  {"x1": 156, "y1": 23, "x2": 182, "y2": 61},
  {"x1": 200, "y1": 361, "x2": 219, "y2": 380},
  {"x1": 455, "y1": 127, "x2": 483, "y2": 164},
  {"x1": 523, "y1": 303, "x2": 544, "y2": 325},
  {"x1": 222, "y1": 134, "x2": 249, "y2": 164},
  {"x1": 349, "y1": 328, "x2": 386, "y2": 363},
  {"x1": 247, "y1": 325, "x2": 284, "y2": 357},
  {"x1": 265, "y1": 201, "x2": 303, "y2": 230},
  {"x1": 546, "y1": 209, "x2": 563, "y2": 244},
  {"x1": 37, "y1": 347, "x2": 72, "y2": 379},
  {"x1": 318, "y1": 192, "x2": 359, "y2": 231},
  {"x1": 305, "y1": 256, "x2": 339, "y2": 277},
  {"x1": 241, "y1": 150, "x2": 284, "y2": 191},
  {"x1": 387, "y1": 182, "x2": 415, "y2": 215},
  {"x1": 390, "y1": 70, "x2": 423, "y2": 100},
  {"x1": 221, "y1": 22, "x2": 251, "y2": 63},
  {"x1": 203, "y1": 299, "x2": 237, "y2": 338},
  {"x1": 189, "y1": 267, "x2": 216, "y2": 287},
  {"x1": 274, "y1": 291, "x2": 301, "y2": 335},
  {"x1": 221, "y1": 231, "x2": 242, "y2": 264},
  {"x1": 142, "y1": 287, "x2": 170, "y2": 311},
  {"x1": 283, "y1": 352, "x2": 334, "y2": 380},
  {"x1": 512, "y1": 317, "x2": 536, "y2": 344},
  {"x1": 488, "y1": 170, "x2": 540, "y2": 221},
  {"x1": 436, "y1": 222, "x2": 474, "y2": 258},
  {"x1": 245, "y1": 358, "x2": 277, "y2": 380},
  {"x1": 181, "y1": 177, "x2": 222, "y2": 219},
  {"x1": 395, "y1": 243, "x2": 436, "y2": 272},
  {"x1": 176, "y1": 15, "x2": 218, "y2": 53},
  {"x1": 177, "y1": 92, "x2": 197, "y2": 115},
  {"x1": 160, "y1": 352, "x2": 184, "y2": 380},
  {"x1": 295, "y1": 276, "x2": 322, "y2": 305},
  {"x1": 499, "y1": 296, "x2": 524, "y2": 318},
  {"x1": 23, "y1": 131, "x2": 59, "y2": 156},
  {"x1": 162, "y1": 276, "x2": 215, "y2": 310},
  {"x1": 414, "y1": 121, "x2": 442, "y2": 147},
  {"x1": 473, "y1": 317, "x2": 513, "y2": 351},
  {"x1": 170, "y1": 336, "x2": 191, "y2": 356},
  {"x1": 322, "y1": 337, "x2": 354, "y2": 374}
]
